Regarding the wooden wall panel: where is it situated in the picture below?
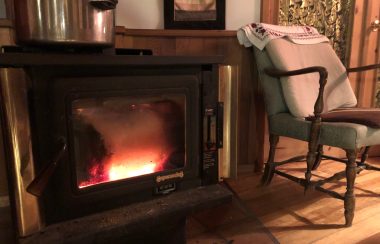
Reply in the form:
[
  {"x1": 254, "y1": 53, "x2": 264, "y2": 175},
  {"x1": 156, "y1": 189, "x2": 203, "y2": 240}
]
[
  {"x1": 349, "y1": 0, "x2": 380, "y2": 156},
  {"x1": 0, "y1": 27, "x2": 14, "y2": 45},
  {"x1": 349, "y1": 0, "x2": 380, "y2": 108},
  {"x1": 175, "y1": 38, "x2": 210, "y2": 55},
  {"x1": 115, "y1": 27, "x2": 262, "y2": 171},
  {"x1": 259, "y1": 0, "x2": 279, "y2": 163},
  {"x1": 0, "y1": 0, "x2": 14, "y2": 28},
  {"x1": 348, "y1": 1, "x2": 365, "y2": 95},
  {"x1": 260, "y1": 0, "x2": 279, "y2": 24},
  {"x1": 134, "y1": 37, "x2": 176, "y2": 56}
]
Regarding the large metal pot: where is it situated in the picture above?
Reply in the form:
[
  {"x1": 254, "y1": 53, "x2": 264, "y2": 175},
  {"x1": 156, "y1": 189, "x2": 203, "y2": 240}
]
[{"x1": 14, "y1": 0, "x2": 118, "y2": 47}]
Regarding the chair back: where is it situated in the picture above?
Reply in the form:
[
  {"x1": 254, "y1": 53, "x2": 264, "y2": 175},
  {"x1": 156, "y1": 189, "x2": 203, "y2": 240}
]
[
  {"x1": 253, "y1": 38, "x2": 357, "y2": 118},
  {"x1": 253, "y1": 46, "x2": 289, "y2": 117}
]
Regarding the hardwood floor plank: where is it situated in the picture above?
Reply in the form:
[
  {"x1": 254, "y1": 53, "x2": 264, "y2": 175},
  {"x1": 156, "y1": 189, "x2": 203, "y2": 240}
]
[
  {"x1": 225, "y1": 158, "x2": 380, "y2": 243},
  {"x1": 216, "y1": 218, "x2": 278, "y2": 244}
]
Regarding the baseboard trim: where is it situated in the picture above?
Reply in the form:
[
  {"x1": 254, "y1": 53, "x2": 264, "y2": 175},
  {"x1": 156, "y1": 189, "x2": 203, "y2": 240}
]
[{"x1": 0, "y1": 196, "x2": 10, "y2": 207}]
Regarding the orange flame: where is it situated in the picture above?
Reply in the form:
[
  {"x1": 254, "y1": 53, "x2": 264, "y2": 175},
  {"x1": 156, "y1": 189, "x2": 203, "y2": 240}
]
[{"x1": 78, "y1": 150, "x2": 169, "y2": 188}]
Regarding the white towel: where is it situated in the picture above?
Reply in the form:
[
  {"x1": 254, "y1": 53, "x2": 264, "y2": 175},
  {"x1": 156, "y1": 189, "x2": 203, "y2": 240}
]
[{"x1": 237, "y1": 23, "x2": 329, "y2": 50}]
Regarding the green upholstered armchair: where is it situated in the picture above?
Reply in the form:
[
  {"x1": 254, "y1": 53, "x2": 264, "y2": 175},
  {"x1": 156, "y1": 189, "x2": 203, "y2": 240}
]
[{"x1": 253, "y1": 36, "x2": 380, "y2": 227}]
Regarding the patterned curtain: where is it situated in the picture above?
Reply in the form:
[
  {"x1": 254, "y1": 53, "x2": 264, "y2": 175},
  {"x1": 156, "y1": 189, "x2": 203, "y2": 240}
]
[{"x1": 278, "y1": 0, "x2": 354, "y2": 65}]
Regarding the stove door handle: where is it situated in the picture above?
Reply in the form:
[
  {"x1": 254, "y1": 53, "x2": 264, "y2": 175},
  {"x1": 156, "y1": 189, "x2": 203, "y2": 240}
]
[
  {"x1": 26, "y1": 138, "x2": 67, "y2": 197},
  {"x1": 217, "y1": 102, "x2": 224, "y2": 149}
]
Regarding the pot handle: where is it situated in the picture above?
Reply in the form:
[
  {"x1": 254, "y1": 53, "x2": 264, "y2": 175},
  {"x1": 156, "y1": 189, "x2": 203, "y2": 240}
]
[{"x1": 90, "y1": 0, "x2": 118, "y2": 10}]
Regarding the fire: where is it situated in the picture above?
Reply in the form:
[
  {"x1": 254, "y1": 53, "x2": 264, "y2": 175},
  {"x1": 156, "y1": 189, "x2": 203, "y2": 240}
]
[
  {"x1": 108, "y1": 163, "x2": 157, "y2": 180},
  {"x1": 78, "y1": 150, "x2": 169, "y2": 189},
  {"x1": 74, "y1": 99, "x2": 181, "y2": 189}
]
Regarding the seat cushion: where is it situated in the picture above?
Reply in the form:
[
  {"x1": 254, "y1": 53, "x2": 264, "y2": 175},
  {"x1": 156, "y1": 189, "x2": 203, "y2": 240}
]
[
  {"x1": 269, "y1": 113, "x2": 380, "y2": 149},
  {"x1": 266, "y1": 38, "x2": 357, "y2": 118}
]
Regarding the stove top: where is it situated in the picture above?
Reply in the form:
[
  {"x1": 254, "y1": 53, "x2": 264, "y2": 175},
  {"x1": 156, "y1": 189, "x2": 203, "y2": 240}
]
[{"x1": 1, "y1": 45, "x2": 153, "y2": 56}]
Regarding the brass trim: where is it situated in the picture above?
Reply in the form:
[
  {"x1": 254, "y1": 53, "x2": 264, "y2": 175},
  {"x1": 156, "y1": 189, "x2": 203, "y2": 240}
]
[
  {"x1": 0, "y1": 68, "x2": 42, "y2": 237},
  {"x1": 218, "y1": 65, "x2": 238, "y2": 179}
]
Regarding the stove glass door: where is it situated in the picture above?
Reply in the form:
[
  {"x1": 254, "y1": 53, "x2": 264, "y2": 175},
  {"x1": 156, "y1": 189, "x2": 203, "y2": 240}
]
[{"x1": 71, "y1": 94, "x2": 186, "y2": 189}]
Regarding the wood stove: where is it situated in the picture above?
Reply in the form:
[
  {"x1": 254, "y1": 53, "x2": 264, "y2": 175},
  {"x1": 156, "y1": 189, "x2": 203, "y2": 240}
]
[{"x1": 0, "y1": 51, "x2": 224, "y2": 239}]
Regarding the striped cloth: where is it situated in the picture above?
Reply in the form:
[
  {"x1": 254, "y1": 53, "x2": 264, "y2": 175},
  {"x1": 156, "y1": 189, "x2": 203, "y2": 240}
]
[{"x1": 237, "y1": 23, "x2": 329, "y2": 50}]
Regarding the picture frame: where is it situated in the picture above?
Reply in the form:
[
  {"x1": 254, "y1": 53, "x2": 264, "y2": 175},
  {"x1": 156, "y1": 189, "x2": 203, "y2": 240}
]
[
  {"x1": 164, "y1": 0, "x2": 225, "y2": 30},
  {"x1": 0, "y1": 0, "x2": 13, "y2": 27}
]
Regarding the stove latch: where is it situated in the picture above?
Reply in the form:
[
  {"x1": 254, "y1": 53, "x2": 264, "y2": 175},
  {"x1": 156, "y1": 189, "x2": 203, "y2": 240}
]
[{"x1": 204, "y1": 103, "x2": 223, "y2": 151}]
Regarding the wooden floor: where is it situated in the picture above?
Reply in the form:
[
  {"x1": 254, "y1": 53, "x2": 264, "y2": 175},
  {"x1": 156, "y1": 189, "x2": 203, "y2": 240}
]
[
  {"x1": 3, "y1": 158, "x2": 380, "y2": 243},
  {"x1": 221, "y1": 157, "x2": 380, "y2": 244},
  {"x1": 186, "y1": 190, "x2": 277, "y2": 243}
]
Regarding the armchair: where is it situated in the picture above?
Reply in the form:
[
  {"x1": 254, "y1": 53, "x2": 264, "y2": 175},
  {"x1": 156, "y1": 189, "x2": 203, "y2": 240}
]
[{"x1": 253, "y1": 35, "x2": 380, "y2": 227}]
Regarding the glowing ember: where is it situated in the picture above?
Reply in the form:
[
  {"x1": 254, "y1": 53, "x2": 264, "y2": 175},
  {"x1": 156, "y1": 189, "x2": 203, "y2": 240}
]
[
  {"x1": 108, "y1": 162, "x2": 157, "y2": 180},
  {"x1": 78, "y1": 151, "x2": 169, "y2": 188}
]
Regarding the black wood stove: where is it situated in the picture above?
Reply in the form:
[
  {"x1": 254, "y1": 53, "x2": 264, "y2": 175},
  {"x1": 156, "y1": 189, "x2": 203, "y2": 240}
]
[{"x1": 0, "y1": 49, "x2": 227, "y2": 241}]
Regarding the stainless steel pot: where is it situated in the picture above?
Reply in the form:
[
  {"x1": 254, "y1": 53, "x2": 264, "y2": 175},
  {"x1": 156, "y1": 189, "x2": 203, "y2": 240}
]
[{"x1": 14, "y1": 0, "x2": 118, "y2": 46}]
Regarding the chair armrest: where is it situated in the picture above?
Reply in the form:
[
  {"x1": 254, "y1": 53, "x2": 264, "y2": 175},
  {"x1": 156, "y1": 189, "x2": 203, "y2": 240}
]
[
  {"x1": 264, "y1": 66, "x2": 328, "y2": 79},
  {"x1": 346, "y1": 63, "x2": 380, "y2": 73},
  {"x1": 264, "y1": 66, "x2": 328, "y2": 166},
  {"x1": 264, "y1": 66, "x2": 328, "y2": 118}
]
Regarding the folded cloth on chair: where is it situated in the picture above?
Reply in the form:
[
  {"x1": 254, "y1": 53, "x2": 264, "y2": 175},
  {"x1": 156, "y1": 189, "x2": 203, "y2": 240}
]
[
  {"x1": 237, "y1": 23, "x2": 329, "y2": 50},
  {"x1": 306, "y1": 108, "x2": 380, "y2": 128}
]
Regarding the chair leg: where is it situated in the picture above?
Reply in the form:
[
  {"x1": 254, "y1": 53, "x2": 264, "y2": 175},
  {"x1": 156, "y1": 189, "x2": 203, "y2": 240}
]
[
  {"x1": 305, "y1": 130, "x2": 320, "y2": 188},
  {"x1": 344, "y1": 149, "x2": 357, "y2": 227},
  {"x1": 312, "y1": 145, "x2": 323, "y2": 170},
  {"x1": 359, "y1": 146, "x2": 370, "y2": 165},
  {"x1": 261, "y1": 134, "x2": 279, "y2": 186}
]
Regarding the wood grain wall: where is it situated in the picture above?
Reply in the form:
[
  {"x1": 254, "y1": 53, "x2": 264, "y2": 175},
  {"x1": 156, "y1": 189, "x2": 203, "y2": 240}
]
[
  {"x1": 349, "y1": 0, "x2": 380, "y2": 108},
  {"x1": 115, "y1": 27, "x2": 263, "y2": 171},
  {"x1": 260, "y1": 0, "x2": 279, "y2": 24}
]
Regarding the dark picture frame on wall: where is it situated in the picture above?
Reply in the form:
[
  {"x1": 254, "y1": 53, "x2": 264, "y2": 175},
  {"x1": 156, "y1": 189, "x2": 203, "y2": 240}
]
[
  {"x1": 0, "y1": 0, "x2": 13, "y2": 27},
  {"x1": 164, "y1": 0, "x2": 225, "y2": 30}
]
